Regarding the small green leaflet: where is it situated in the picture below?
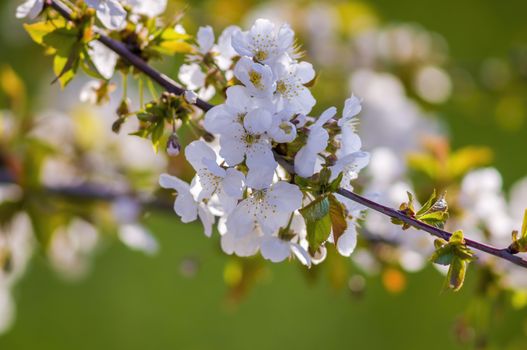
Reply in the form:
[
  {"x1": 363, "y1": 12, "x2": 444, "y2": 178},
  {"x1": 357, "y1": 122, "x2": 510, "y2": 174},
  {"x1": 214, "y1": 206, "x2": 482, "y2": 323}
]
[{"x1": 430, "y1": 230, "x2": 474, "y2": 292}]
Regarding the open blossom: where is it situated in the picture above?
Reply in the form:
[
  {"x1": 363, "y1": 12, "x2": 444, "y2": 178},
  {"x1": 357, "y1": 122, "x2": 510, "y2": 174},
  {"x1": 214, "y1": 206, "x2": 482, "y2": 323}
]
[
  {"x1": 273, "y1": 59, "x2": 316, "y2": 114},
  {"x1": 204, "y1": 86, "x2": 259, "y2": 134},
  {"x1": 330, "y1": 152, "x2": 370, "y2": 190},
  {"x1": 184, "y1": 140, "x2": 245, "y2": 214},
  {"x1": 16, "y1": 0, "x2": 43, "y2": 19},
  {"x1": 232, "y1": 18, "x2": 294, "y2": 64},
  {"x1": 226, "y1": 181, "x2": 303, "y2": 237},
  {"x1": 85, "y1": 0, "x2": 127, "y2": 30},
  {"x1": 294, "y1": 107, "x2": 336, "y2": 177},
  {"x1": 234, "y1": 57, "x2": 276, "y2": 98},
  {"x1": 219, "y1": 109, "x2": 277, "y2": 189},
  {"x1": 178, "y1": 26, "x2": 241, "y2": 101}
]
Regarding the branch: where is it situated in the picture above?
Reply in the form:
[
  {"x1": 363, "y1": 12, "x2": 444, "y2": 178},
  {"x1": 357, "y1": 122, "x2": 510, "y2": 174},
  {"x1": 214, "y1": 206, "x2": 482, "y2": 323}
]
[{"x1": 46, "y1": 0, "x2": 527, "y2": 269}]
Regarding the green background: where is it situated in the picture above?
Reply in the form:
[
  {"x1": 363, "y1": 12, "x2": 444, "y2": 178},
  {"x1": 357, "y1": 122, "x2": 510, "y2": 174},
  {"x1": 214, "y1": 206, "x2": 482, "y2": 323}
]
[{"x1": 1, "y1": 0, "x2": 527, "y2": 349}]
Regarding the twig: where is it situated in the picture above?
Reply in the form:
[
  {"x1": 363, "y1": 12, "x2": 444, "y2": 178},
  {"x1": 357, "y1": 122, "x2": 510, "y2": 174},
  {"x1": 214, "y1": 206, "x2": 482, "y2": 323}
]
[{"x1": 45, "y1": 0, "x2": 527, "y2": 269}]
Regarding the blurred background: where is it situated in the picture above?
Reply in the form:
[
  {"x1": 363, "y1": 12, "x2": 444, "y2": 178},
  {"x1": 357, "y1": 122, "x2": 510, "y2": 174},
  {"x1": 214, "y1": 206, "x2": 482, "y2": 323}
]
[{"x1": 1, "y1": 0, "x2": 527, "y2": 349}]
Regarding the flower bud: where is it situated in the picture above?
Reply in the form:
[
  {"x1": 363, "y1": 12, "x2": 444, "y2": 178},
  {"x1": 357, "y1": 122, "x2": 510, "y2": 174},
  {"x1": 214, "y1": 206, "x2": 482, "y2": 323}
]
[
  {"x1": 166, "y1": 133, "x2": 181, "y2": 157},
  {"x1": 184, "y1": 90, "x2": 198, "y2": 104},
  {"x1": 117, "y1": 98, "x2": 131, "y2": 117}
]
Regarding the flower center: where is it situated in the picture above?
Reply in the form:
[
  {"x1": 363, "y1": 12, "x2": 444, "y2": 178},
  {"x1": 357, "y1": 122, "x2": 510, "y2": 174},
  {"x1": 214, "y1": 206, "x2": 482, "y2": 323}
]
[
  {"x1": 276, "y1": 80, "x2": 287, "y2": 95},
  {"x1": 249, "y1": 70, "x2": 263, "y2": 89},
  {"x1": 279, "y1": 122, "x2": 293, "y2": 134},
  {"x1": 254, "y1": 50, "x2": 268, "y2": 62}
]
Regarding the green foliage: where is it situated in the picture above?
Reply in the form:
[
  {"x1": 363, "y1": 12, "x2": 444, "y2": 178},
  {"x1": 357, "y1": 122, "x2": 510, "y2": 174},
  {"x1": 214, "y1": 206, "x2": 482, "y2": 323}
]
[
  {"x1": 508, "y1": 209, "x2": 527, "y2": 253},
  {"x1": 294, "y1": 168, "x2": 343, "y2": 196},
  {"x1": 391, "y1": 190, "x2": 449, "y2": 229},
  {"x1": 24, "y1": 19, "x2": 83, "y2": 88},
  {"x1": 430, "y1": 230, "x2": 474, "y2": 291},
  {"x1": 131, "y1": 93, "x2": 193, "y2": 152},
  {"x1": 300, "y1": 196, "x2": 332, "y2": 255}
]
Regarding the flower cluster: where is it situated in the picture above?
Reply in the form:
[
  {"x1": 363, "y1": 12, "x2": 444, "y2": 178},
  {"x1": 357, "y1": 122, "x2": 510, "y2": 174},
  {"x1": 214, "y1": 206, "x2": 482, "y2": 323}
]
[{"x1": 161, "y1": 19, "x2": 370, "y2": 266}]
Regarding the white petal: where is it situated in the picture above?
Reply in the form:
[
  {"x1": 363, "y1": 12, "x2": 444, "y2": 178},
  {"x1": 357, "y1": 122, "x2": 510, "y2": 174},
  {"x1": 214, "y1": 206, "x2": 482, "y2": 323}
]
[
  {"x1": 174, "y1": 192, "x2": 198, "y2": 223},
  {"x1": 225, "y1": 201, "x2": 256, "y2": 238},
  {"x1": 184, "y1": 140, "x2": 217, "y2": 170},
  {"x1": 89, "y1": 41, "x2": 118, "y2": 80},
  {"x1": 296, "y1": 62, "x2": 315, "y2": 84},
  {"x1": 197, "y1": 26, "x2": 215, "y2": 54},
  {"x1": 339, "y1": 94, "x2": 362, "y2": 126},
  {"x1": 260, "y1": 236, "x2": 290, "y2": 262},
  {"x1": 222, "y1": 168, "x2": 245, "y2": 199},
  {"x1": 198, "y1": 203, "x2": 215, "y2": 237},
  {"x1": 245, "y1": 164, "x2": 275, "y2": 190},
  {"x1": 125, "y1": 0, "x2": 167, "y2": 17},
  {"x1": 336, "y1": 225, "x2": 358, "y2": 257},
  {"x1": 178, "y1": 63, "x2": 205, "y2": 90},
  {"x1": 313, "y1": 106, "x2": 336, "y2": 128},
  {"x1": 159, "y1": 173, "x2": 189, "y2": 192},
  {"x1": 267, "y1": 182, "x2": 303, "y2": 212},
  {"x1": 203, "y1": 105, "x2": 235, "y2": 134},
  {"x1": 16, "y1": 0, "x2": 43, "y2": 19},
  {"x1": 118, "y1": 224, "x2": 159, "y2": 255},
  {"x1": 291, "y1": 243, "x2": 311, "y2": 267},
  {"x1": 86, "y1": 0, "x2": 126, "y2": 30},
  {"x1": 243, "y1": 108, "x2": 273, "y2": 135},
  {"x1": 218, "y1": 125, "x2": 247, "y2": 166}
]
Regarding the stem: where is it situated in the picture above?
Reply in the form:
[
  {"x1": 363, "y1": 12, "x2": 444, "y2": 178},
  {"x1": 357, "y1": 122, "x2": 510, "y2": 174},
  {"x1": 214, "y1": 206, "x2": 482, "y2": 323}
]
[{"x1": 47, "y1": 0, "x2": 527, "y2": 270}]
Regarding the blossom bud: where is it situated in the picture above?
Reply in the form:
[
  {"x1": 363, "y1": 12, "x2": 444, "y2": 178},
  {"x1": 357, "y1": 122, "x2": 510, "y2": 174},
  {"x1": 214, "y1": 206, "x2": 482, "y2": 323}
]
[
  {"x1": 117, "y1": 98, "x2": 131, "y2": 117},
  {"x1": 184, "y1": 90, "x2": 198, "y2": 104},
  {"x1": 112, "y1": 117, "x2": 126, "y2": 133},
  {"x1": 166, "y1": 133, "x2": 181, "y2": 157}
]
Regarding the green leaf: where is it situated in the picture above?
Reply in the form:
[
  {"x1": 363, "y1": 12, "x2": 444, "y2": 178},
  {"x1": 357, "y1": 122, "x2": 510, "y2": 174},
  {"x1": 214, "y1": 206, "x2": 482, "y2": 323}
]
[
  {"x1": 509, "y1": 209, "x2": 527, "y2": 253},
  {"x1": 23, "y1": 19, "x2": 67, "y2": 46},
  {"x1": 430, "y1": 230, "x2": 474, "y2": 292},
  {"x1": 446, "y1": 257, "x2": 467, "y2": 292},
  {"x1": 300, "y1": 196, "x2": 331, "y2": 255},
  {"x1": 328, "y1": 194, "x2": 347, "y2": 244},
  {"x1": 52, "y1": 42, "x2": 81, "y2": 88}
]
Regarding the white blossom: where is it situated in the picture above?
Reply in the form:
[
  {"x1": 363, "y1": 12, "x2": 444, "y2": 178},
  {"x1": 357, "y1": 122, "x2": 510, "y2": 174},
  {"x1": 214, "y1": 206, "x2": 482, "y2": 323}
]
[
  {"x1": 226, "y1": 181, "x2": 303, "y2": 237},
  {"x1": 231, "y1": 18, "x2": 294, "y2": 64},
  {"x1": 233, "y1": 57, "x2": 276, "y2": 98},
  {"x1": 273, "y1": 59, "x2": 316, "y2": 114},
  {"x1": 294, "y1": 107, "x2": 336, "y2": 177}
]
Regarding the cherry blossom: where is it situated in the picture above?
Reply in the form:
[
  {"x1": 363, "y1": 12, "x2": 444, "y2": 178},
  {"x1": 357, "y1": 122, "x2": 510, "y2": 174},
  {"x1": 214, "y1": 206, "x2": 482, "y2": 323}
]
[{"x1": 231, "y1": 18, "x2": 294, "y2": 64}]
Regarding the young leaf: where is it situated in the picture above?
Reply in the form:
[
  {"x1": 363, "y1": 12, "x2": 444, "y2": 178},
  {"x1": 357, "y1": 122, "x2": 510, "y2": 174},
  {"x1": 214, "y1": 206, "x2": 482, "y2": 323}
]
[
  {"x1": 430, "y1": 230, "x2": 474, "y2": 291},
  {"x1": 508, "y1": 209, "x2": 527, "y2": 253},
  {"x1": 328, "y1": 194, "x2": 347, "y2": 244},
  {"x1": 300, "y1": 196, "x2": 331, "y2": 255}
]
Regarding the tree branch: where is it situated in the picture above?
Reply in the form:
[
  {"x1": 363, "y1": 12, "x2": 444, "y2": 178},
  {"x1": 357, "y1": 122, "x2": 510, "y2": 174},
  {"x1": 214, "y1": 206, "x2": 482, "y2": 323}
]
[{"x1": 45, "y1": 0, "x2": 527, "y2": 269}]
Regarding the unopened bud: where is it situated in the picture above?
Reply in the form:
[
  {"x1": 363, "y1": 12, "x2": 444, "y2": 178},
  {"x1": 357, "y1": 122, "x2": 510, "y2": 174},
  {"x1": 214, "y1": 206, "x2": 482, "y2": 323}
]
[
  {"x1": 166, "y1": 133, "x2": 181, "y2": 157},
  {"x1": 184, "y1": 90, "x2": 198, "y2": 104},
  {"x1": 117, "y1": 98, "x2": 131, "y2": 117},
  {"x1": 112, "y1": 117, "x2": 126, "y2": 133}
]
